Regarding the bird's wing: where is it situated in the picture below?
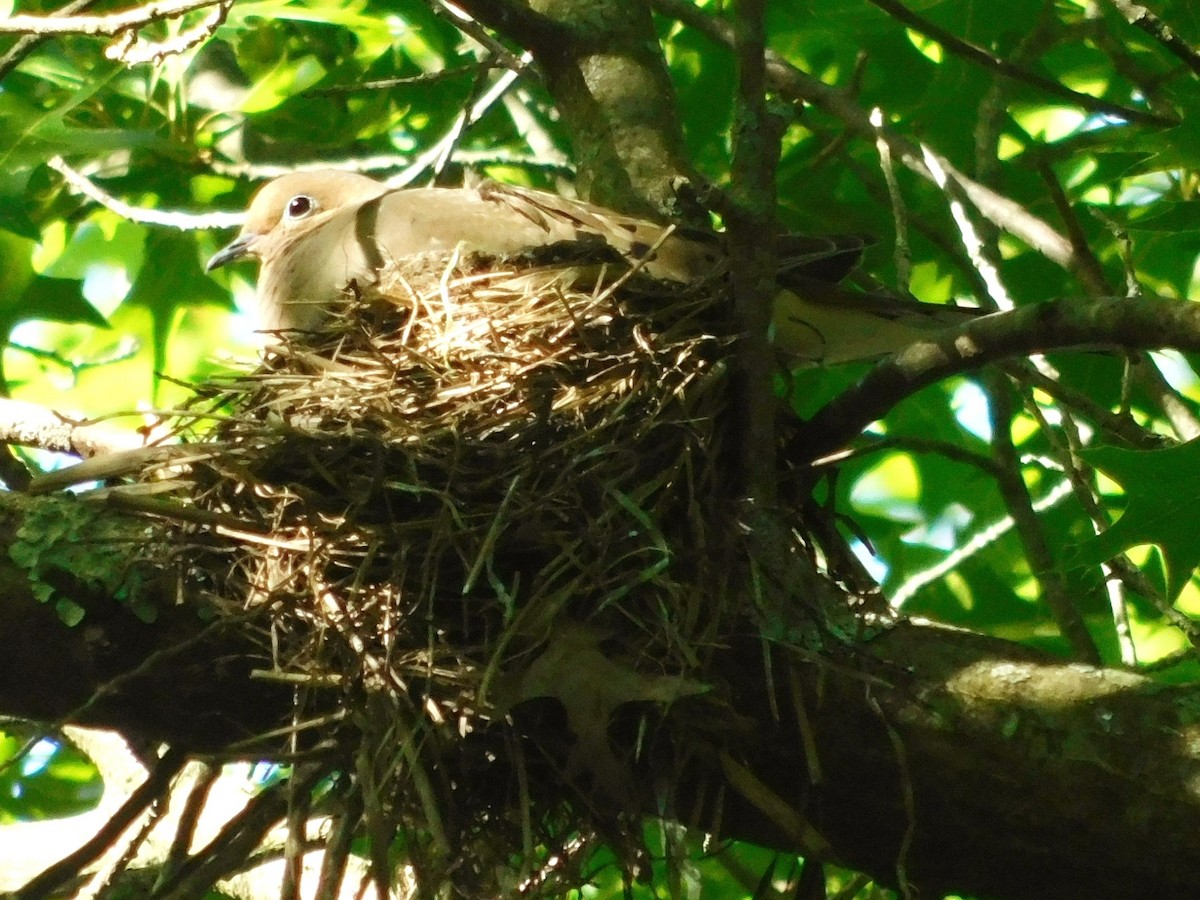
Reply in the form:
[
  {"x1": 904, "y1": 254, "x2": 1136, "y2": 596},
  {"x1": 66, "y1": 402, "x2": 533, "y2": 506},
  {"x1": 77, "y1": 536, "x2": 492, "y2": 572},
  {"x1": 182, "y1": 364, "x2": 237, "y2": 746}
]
[
  {"x1": 359, "y1": 182, "x2": 977, "y2": 366},
  {"x1": 473, "y1": 181, "x2": 724, "y2": 282}
]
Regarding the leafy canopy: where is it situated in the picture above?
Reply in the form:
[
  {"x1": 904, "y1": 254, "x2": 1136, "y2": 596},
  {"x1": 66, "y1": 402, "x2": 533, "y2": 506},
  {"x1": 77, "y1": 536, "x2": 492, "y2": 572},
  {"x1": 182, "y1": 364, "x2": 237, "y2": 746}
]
[{"x1": 5, "y1": 0, "x2": 1200, "y2": 892}]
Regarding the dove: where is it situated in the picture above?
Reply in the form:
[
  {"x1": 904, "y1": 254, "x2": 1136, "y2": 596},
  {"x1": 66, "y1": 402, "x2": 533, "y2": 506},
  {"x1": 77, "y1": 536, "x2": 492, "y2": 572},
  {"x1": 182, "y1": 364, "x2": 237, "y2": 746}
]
[{"x1": 207, "y1": 170, "x2": 975, "y2": 364}]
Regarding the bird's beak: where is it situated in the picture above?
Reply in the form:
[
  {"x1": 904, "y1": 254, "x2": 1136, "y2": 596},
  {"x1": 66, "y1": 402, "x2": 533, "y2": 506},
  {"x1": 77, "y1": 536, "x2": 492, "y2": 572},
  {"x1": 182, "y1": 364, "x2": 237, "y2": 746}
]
[{"x1": 206, "y1": 232, "x2": 259, "y2": 272}]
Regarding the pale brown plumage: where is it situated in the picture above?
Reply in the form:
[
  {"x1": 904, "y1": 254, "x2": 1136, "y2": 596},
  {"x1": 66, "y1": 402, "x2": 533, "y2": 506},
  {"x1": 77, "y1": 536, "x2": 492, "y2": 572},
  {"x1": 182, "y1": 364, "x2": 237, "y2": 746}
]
[{"x1": 208, "y1": 170, "x2": 976, "y2": 364}]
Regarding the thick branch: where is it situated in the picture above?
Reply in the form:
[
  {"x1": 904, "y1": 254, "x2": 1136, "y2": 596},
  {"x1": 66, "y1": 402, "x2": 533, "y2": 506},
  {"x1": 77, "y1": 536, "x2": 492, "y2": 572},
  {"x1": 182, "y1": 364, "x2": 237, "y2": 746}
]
[
  {"x1": 793, "y1": 294, "x2": 1200, "y2": 460},
  {"x1": 0, "y1": 493, "x2": 289, "y2": 750},
  {"x1": 454, "y1": 0, "x2": 699, "y2": 218},
  {"x1": 711, "y1": 624, "x2": 1200, "y2": 899},
  {"x1": 3, "y1": 490, "x2": 1200, "y2": 897}
]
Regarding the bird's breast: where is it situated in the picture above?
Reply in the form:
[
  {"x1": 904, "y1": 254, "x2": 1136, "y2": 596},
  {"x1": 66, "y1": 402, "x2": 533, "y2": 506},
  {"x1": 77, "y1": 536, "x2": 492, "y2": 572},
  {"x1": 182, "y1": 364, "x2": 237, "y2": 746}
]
[{"x1": 258, "y1": 216, "x2": 376, "y2": 332}]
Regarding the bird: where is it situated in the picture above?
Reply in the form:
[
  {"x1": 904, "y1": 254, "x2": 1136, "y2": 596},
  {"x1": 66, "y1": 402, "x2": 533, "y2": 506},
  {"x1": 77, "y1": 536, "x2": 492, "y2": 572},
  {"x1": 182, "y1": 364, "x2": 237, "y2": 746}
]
[{"x1": 207, "y1": 170, "x2": 976, "y2": 365}]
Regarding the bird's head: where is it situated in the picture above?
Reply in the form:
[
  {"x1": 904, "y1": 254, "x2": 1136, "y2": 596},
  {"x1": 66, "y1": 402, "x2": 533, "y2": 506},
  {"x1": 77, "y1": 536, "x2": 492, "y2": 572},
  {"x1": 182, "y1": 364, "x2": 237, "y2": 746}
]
[{"x1": 207, "y1": 170, "x2": 389, "y2": 272}]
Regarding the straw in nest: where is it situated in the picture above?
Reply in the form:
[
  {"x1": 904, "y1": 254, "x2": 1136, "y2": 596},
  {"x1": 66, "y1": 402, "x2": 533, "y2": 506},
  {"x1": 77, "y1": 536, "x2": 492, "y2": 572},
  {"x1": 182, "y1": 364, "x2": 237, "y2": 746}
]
[{"x1": 158, "y1": 249, "x2": 766, "y2": 892}]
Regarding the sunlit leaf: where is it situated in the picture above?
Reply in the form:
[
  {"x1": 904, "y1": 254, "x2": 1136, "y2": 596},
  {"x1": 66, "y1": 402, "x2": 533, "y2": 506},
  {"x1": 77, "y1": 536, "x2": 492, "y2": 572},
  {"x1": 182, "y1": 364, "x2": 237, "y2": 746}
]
[{"x1": 1074, "y1": 439, "x2": 1200, "y2": 597}]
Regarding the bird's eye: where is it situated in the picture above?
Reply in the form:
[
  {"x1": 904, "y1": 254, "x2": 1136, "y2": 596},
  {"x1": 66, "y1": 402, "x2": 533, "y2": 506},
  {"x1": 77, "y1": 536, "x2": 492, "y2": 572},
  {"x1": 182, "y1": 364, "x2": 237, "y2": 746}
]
[{"x1": 285, "y1": 195, "x2": 316, "y2": 219}]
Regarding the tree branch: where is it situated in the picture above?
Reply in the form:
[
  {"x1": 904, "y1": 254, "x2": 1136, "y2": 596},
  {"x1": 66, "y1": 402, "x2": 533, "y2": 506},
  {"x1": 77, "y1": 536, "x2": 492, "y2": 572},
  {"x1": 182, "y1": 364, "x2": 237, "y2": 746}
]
[
  {"x1": 0, "y1": 0, "x2": 222, "y2": 34},
  {"x1": 0, "y1": 493, "x2": 290, "y2": 749},
  {"x1": 793, "y1": 294, "x2": 1200, "y2": 460},
  {"x1": 1103, "y1": 0, "x2": 1200, "y2": 77},
  {"x1": 16, "y1": 747, "x2": 188, "y2": 900},
  {"x1": 863, "y1": 0, "x2": 1173, "y2": 127},
  {"x1": 725, "y1": 0, "x2": 780, "y2": 504},
  {"x1": 717, "y1": 623, "x2": 1200, "y2": 899},
  {"x1": 454, "y1": 0, "x2": 700, "y2": 218},
  {"x1": 0, "y1": 0, "x2": 102, "y2": 80},
  {"x1": 651, "y1": 0, "x2": 1108, "y2": 287},
  {"x1": 986, "y1": 374, "x2": 1101, "y2": 663},
  {"x1": 0, "y1": 397, "x2": 148, "y2": 459},
  {"x1": 5, "y1": 488, "x2": 1200, "y2": 899}
]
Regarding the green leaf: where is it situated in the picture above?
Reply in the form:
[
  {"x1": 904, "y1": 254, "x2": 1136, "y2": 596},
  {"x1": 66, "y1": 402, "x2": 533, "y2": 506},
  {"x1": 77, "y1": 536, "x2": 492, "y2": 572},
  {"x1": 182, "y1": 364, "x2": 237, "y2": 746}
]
[
  {"x1": 239, "y1": 54, "x2": 328, "y2": 113},
  {"x1": 1073, "y1": 439, "x2": 1200, "y2": 597},
  {"x1": 0, "y1": 85, "x2": 164, "y2": 170},
  {"x1": 0, "y1": 731, "x2": 102, "y2": 823},
  {"x1": 1119, "y1": 202, "x2": 1200, "y2": 233},
  {"x1": 15, "y1": 277, "x2": 107, "y2": 328},
  {"x1": 123, "y1": 230, "x2": 231, "y2": 377}
]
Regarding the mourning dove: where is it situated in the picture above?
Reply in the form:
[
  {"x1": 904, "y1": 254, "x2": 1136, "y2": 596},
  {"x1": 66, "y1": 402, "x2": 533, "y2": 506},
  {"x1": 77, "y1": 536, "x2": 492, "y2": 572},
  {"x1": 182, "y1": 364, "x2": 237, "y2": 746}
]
[{"x1": 207, "y1": 170, "x2": 976, "y2": 364}]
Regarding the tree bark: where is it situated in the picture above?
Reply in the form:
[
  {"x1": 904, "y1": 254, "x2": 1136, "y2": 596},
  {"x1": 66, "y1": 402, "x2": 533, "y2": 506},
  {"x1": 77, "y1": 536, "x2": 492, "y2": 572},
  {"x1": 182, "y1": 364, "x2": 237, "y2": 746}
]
[
  {"x1": 4, "y1": 492, "x2": 1199, "y2": 899},
  {"x1": 714, "y1": 626, "x2": 1200, "y2": 899},
  {"x1": 0, "y1": 493, "x2": 291, "y2": 750},
  {"x1": 453, "y1": 0, "x2": 701, "y2": 219}
]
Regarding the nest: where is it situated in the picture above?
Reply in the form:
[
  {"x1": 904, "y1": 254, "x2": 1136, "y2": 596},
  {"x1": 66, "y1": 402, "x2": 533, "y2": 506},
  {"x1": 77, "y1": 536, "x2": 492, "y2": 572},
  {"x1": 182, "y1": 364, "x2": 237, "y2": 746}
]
[{"x1": 165, "y1": 252, "x2": 805, "y2": 893}]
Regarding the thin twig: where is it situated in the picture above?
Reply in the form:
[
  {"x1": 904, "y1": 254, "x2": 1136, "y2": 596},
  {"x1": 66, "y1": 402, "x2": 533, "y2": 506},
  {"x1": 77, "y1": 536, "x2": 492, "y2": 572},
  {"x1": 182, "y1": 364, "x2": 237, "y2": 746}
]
[
  {"x1": 209, "y1": 151, "x2": 573, "y2": 182},
  {"x1": 864, "y1": 692, "x2": 916, "y2": 899},
  {"x1": 0, "y1": 0, "x2": 102, "y2": 80},
  {"x1": 829, "y1": 137, "x2": 997, "y2": 301},
  {"x1": 1033, "y1": 155, "x2": 1112, "y2": 294},
  {"x1": 864, "y1": 0, "x2": 1172, "y2": 127},
  {"x1": 17, "y1": 747, "x2": 189, "y2": 900},
  {"x1": 1104, "y1": 0, "x2": 1200, "y2": 76},
  {"x1": 889, "y1": 477, "x2": 1075, "y2": 608},
  {"x1": 987, "y1": 375, "x2": 1101, "y2": 663},
  {"x1": 1012, "y1": 362, "x2": 1171, "y2": 450},
  {"x1": 919, "y1": 146, "x2": 1009, "y2": 310},
  {"x1": 104, "y1": 0, "x2": 229, "y2": 65},
  {"x1": 386, "y1": 51, "x2": 537, "y2": 189},
  {"x1": 0, "y1": 0, "x2": 222, "y2": 35},
  {"x1": 313, "y1": 788, "x2": 363, "y2": 900},
  {"x1": 812, "y1": 434, "x2": 1004, "y2": 479},
  {"x1": 1129, "y1": 355, "x2": 1200, "y2": 441},
  {"x1": 870, "y1": 107, "x2": 911, "y2": 293},
  {"x1": 160, "y1": 764, "x2": 222, "y2": 885},
  {"x1": 1020, "y1": 388, "x2": 1137, "y2": 664},
  {"x1": 429, "y1": 0, "x2": 530, "y2": 75},
  {"x1": 306, "y1": 63, "x2": 490, "y2": 95},
  {"x1": 50, "y1": 157, "x2": 243, "y2": 230},
  {"x1": 149, "y1": 773, "x2": 301, "y2": 898},
  {"x1": 651, "y1": 0, "x2": 1097, "y2": 282}
]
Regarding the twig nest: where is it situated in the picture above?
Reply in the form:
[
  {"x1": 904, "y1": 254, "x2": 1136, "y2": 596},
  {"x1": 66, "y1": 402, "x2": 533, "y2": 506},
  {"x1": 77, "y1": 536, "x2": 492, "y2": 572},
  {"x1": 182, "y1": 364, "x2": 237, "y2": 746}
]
[
  {"x1": 168, "y1": 252, "x2": 753, "y2": 889},
  {"x1": 194, "y1": 256, "x2": 738, "y2": 668}
]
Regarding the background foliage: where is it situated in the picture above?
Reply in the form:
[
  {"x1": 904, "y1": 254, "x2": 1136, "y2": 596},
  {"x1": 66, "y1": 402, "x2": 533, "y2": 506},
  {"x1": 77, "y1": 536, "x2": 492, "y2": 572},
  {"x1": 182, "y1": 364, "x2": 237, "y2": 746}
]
[{"x1": 5, "y1": 0, "x2": 1200, "y2": 895}]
